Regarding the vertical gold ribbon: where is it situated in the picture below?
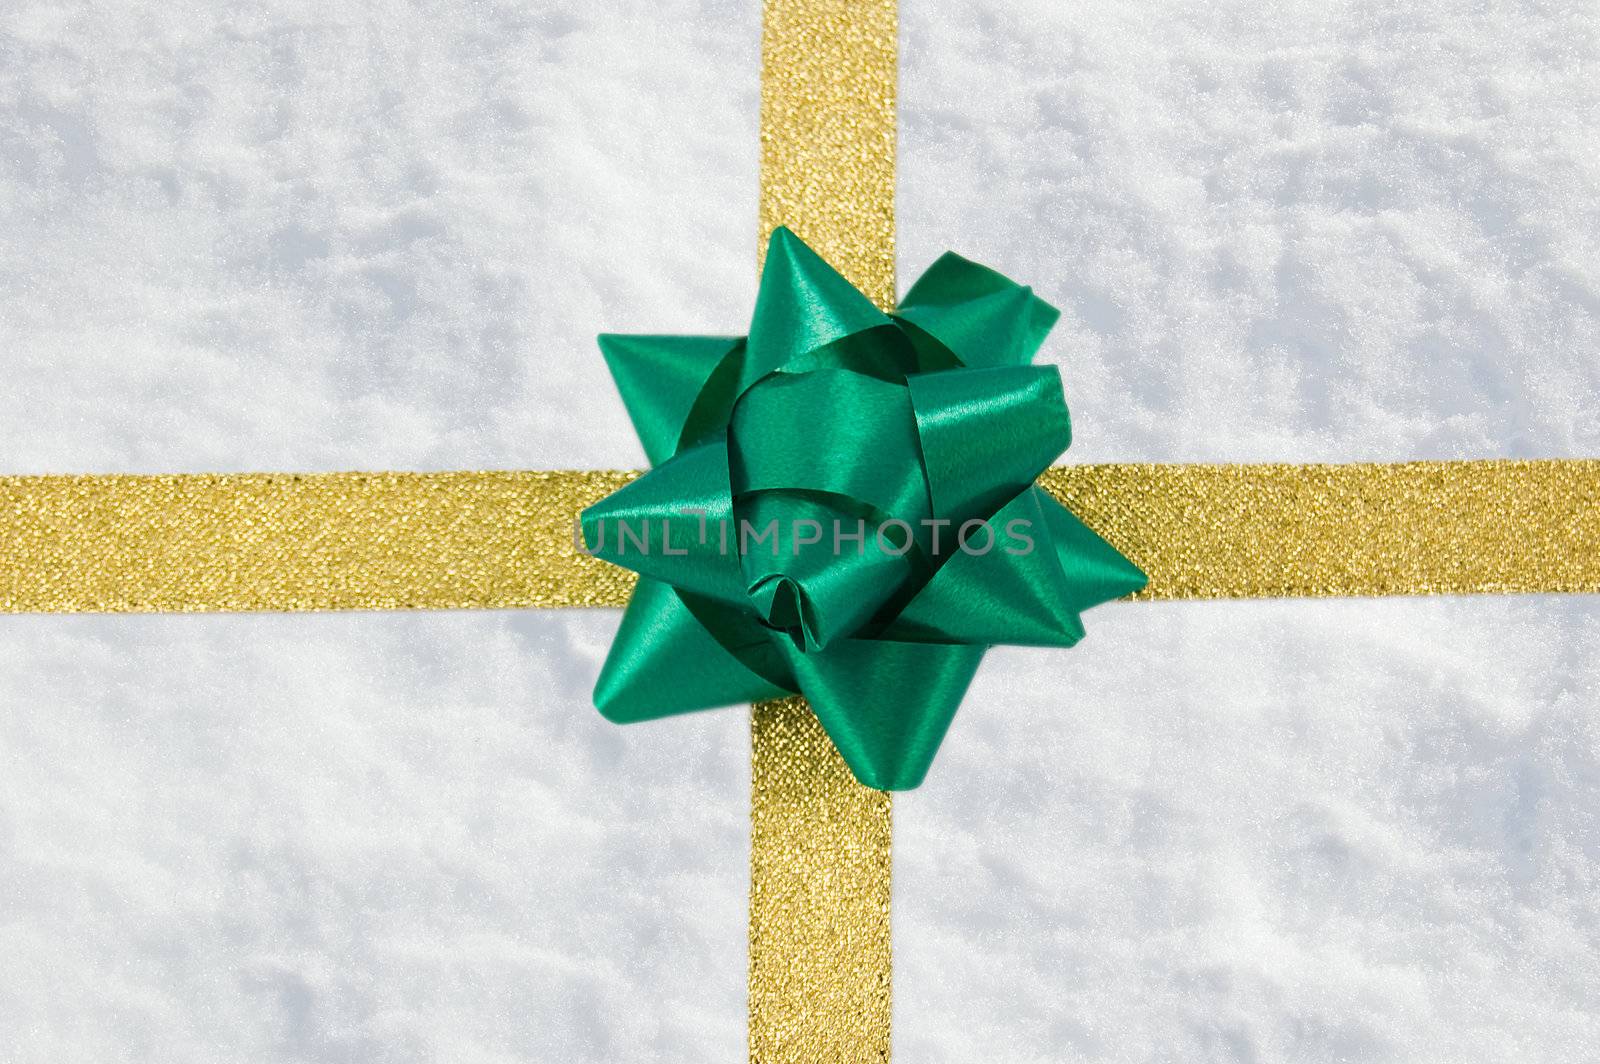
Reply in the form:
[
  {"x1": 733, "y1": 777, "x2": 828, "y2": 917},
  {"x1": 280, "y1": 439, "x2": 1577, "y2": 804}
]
[{"x1": 751, "y1": 1, "x2": 898, "y2": 1060}]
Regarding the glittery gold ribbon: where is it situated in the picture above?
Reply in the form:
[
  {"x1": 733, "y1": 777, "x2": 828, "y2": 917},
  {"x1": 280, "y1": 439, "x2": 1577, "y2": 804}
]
[
  {"x1": 752, "y1": 2, "x2": 898, "y2": 1059},
  {"x1": 5, "y1": 462, "x2": 1598, "y2": 613},
  {"x1": 0, "y1": 471, "x2": 633, "y2": 613}
]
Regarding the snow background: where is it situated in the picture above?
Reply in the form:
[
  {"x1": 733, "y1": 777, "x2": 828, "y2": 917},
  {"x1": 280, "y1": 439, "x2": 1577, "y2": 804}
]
[{"x1": 1, "y1": 0, "x2": 1597, "y2": 1061}]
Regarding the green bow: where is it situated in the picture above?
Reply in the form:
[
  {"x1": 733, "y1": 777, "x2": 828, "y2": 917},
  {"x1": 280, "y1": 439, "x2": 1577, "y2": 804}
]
[{"x1": 582, "y1": 228, "x2": 1146, "y2": 790}]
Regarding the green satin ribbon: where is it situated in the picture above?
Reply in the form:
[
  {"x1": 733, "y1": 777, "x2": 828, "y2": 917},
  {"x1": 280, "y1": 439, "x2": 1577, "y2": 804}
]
[{"x1": 582, "y1": 228, "x2": 1145, "y2": 790}]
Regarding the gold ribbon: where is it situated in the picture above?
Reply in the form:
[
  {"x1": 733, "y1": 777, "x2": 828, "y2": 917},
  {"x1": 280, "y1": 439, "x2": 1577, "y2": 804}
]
[
  {"x1": 2, "y1": 0, "x2": 1598, "y2": 1060},
  {"x1": 757, "y1": 1, "x2": 898, "y2": 1057},
  {"x1": 0, "y1": 471, "x2": 633, "y2": 613},
  {"x1": 4, "y1": 462, "x2": 1598, "y2": 614}
]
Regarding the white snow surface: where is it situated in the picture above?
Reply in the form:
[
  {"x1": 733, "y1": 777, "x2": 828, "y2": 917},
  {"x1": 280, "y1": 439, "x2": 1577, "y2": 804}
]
[{"x1": 2, "y1": 1, "x2": 1598, "y2": 1062}]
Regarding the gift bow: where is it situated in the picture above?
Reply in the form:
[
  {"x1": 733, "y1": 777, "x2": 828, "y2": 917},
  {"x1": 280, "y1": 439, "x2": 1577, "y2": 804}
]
[{"x1": 582, "y1": 227, "x2": 1146, "y2": 790}]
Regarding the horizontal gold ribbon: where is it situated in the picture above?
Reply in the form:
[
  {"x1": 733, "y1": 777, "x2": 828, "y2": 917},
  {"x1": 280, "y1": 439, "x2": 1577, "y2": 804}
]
[
  {"x1": 1053, "y1": 459, "x2": 1600, "y2": 598},
  {"x1": 2, "y1": 461, "x2": 1595, "y2": 614}
]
